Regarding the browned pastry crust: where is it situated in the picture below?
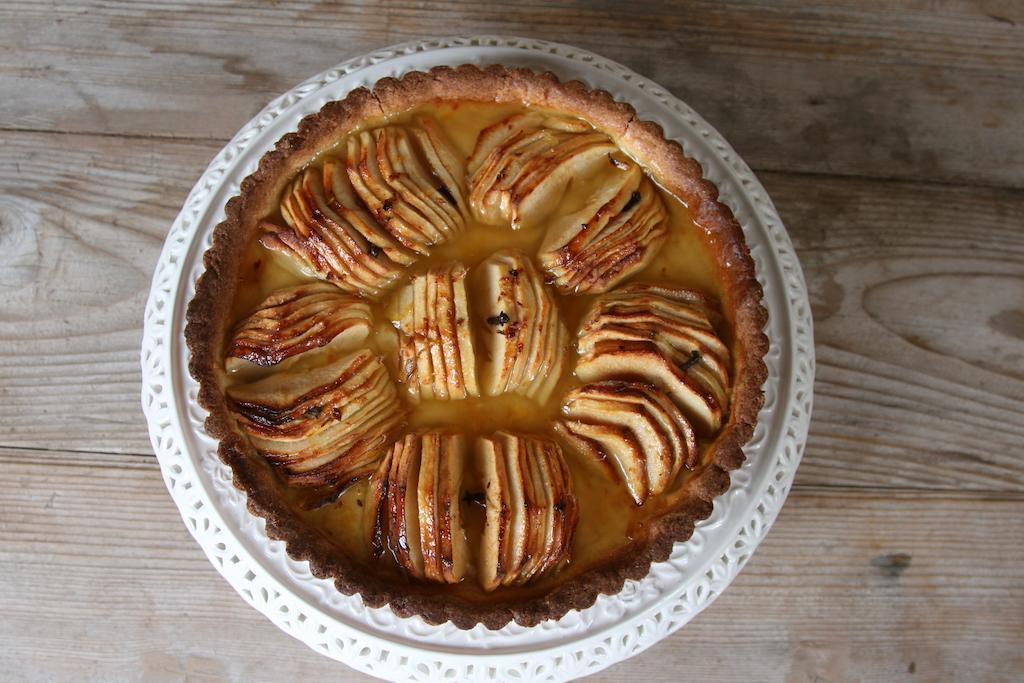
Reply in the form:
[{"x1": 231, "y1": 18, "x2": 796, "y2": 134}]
[{"x1": 185, "y1": 65, "x2": 769, "y2": 630}]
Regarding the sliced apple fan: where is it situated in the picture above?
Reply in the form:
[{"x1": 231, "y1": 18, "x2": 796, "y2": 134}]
[
  {"x1": 562, "y1": 285, "x2": 731, "y2": 502},
  {"x1": 225, "y1": 283, "x2": 372, "y2": 372},
  {"x1": 366, "y1": 430, "x2": 578, "y2": 589},
  {"x1": 391, "y1": 263, "x2": 479, "y2": 401},
  {"x1": 391, "y1": 251, "x2": 568, "y2": 404},
  {"x1": 260, "y1": 117, "x2": 467, "y2": 298},
  {"x1": 227, "y1": 349, "x2": 405, "y2": 489}
]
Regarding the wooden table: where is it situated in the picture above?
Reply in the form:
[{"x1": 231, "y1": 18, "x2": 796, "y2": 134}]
[{"x1": 2, "y1": 2, "x2": 1022, "y2": 680}]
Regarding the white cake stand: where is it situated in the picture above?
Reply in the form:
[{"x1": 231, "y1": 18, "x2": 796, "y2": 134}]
[{"x1": 141, "y1": 36, "x2": 814, "y2": 682}]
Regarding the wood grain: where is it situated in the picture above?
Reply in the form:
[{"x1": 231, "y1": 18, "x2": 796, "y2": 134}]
[
  {"x1": 771, "y1": 172, "x2": 1024, "y2": 492},
  {"x1": 1, "y1": 1, "x2": 1022, "y2": 187},
  {"x1": 1, "y1": 451, "x2": 1020, "y2": 682},
  {"x1": 0, "y1": 130, "x2": 214, "y2": 454}
]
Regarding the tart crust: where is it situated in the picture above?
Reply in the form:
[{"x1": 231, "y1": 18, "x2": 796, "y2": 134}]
[{"x1": 185, "y1": 65, "x2": 768, "y2": 630}]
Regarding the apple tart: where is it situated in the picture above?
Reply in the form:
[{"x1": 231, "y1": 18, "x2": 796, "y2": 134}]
[{"x1": 186, "y1": 65, "x2": 767, "y2": 629}]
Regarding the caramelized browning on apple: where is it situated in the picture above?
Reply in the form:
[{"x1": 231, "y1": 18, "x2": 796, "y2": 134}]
[
  {"x1": 226, "y1": 284, "x2": 372, "y2": 372},
  {"x1": 366, "y1": 431, "x2": 469, "y2": 583},
  {"x1": 467, "y1": 112, "x2": 618, "y2": 229},
  {"x1": 390, "y1": 262, "x2": 479, "y2": 401},
  {"x1": 476, "y1": 431, "x2": 578, "y2": 591},
  {"x1": 575, "y1": 284, "x2": 731, "y2": 434},
  {"x1": 345, "y1": 121, "x2": 467, "y2": 249},
  {"x1": 539, "y1": 162, "x2": 668, "y2": 294},
  {"x1": 556, "y1": 380, "x2": 697, "y2": 505},
  {"x1": 478, "y1": 250, "x2": 569, "y2": 403},
  {"x1": 227, "y1": 349, "x2": 406, "y2": 489},
  {"x1": 260, "y1": 117, "x2": 466, "y2": 298}
]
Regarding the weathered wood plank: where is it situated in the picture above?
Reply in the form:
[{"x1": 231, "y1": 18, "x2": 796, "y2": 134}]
[
  {"x1": 0, "y1": 131, "x2": 215, "y2": 454},
  {"x1": 1, "y1": 1, "x2": 1021, "y2": 187},
  {"x1": 1, "y1": 453, "x2": 1020, "y2": 681},
  {"x1": 2, "y1": 129, "x2": 1023, "y2": 492},
  {"x1": 771, "y1": 172, "x2": 1024, "y2": 492}
]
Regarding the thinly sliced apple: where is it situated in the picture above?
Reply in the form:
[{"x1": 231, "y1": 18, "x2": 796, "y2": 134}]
[
  {"x1": 476, "y1": 435, "x2": 510, "y2": 591},
  {"x1": 392, "y1": 283, "x2": 420, "y2": 396},
  {"x1": 576, "y1": 340, "x2": 723, "y2": 433},
  {"x1": 436, "y1": 433, "x2": 468, "y2": 583},
  {"x1": 477, "y1": 432, "x2": 578, "y2": 589},
  {"x1": 579, "y1": 314, "x2": 730, "y2": 382},
  {"x1": 560, "y1": 418, "x2": 649, "y2": 505},
  {"x1": 535, "y1": 437, "x2": 578, "y2": 578},
  {"x1": 558, "y1": 380, "x2": 698, "y2": 502},
  {"x1": 423, "y1": 267, "x2": 448, "y2": 399},
  {"x1": 478, "y1": 250, "x2": 568, "y2": 401},
  {"x1": 570, "y1": 394, "x2": 672, "y2": 494},
  {"x1": 346, "y1": 132, "x2": 441, "y2": 250},
  {"x1": 323, "y1": 157, "x2": 416, "y2": 266},
  {"x1": 369, "y1": 431, "x2": 468, "y2": 583},
  {"x1": 409, "y1": 116, "x2": 468, "y2": 218},
  {"x1": 548, "y1": 181, "x2": 667, "y2": 294},
  {"x1": 411, "y1": 270, "x2": 437, "y2": 399},
  {"x1": 467, "y1": 112, "x2": 543, "y2": 177},
  {"x1": 227, "y1": 350, "x2": 405, "y2": 487},
  {"x1": 467, "y1": 113, "x2": 620, "y2": 228},
  {"x1": 516, "y1": 441, "x2": 552, "y2": 583},
  {"x1": 498, "y1": 432, "x2": 530, "y2": 586},
  {"x1": 478, "y1": 254, "x2": 521, "y2": 396},
  {"x1": 260, "y1": 171, "x2": 404, "y2": 298},
  {"x1": 392, "y1": 263, "x2": 480, "y2": 401},
  {"x1": 392, "y1": 434, "x2": 425, "y2": 578},
  {"x1": 451, "y1": 265, "x2": 479, "y2": 397},
  {"x1": 512, "y1": 135, "x2": 617, "y2": 229},
  {"x1": 417, "y1": 432, "x2": 443, "y2": 581},
  {"x1": 575, "y1": 285, "x2": 732, "y2": 434},
  {"x1": 225, "y1": 284, "x2": 372, "y2": 372}
]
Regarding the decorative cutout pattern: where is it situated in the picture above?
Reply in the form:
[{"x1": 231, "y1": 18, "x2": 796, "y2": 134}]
[{"x1": 141, "y1": 36, "x2": 814, "y2": 682}]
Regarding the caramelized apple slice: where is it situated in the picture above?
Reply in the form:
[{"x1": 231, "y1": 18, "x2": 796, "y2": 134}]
[
  {"x1": 391, "y1": 263, "x2": 479, "y2": 401},
  {"x1": 366, "y1": 431, "x2": 468, "y2": 583},
  {"x1": 323, "y1": 157, "x2": 416, "y2": 267},
  {"x1": 388, "y1": 435, "x2": 424, "y2": 577},
  {"x1": 437, "y1": 433, "x2": 469, "y2": 583},
  {"x1": 540, "y1": 167, "x2": 668, "y2": 294},
  {"x1": 516, "y1": 440, "x2": 553, "y2": 583},
  {"x1": 477, "y1": 434, "x2": 511, "y2": 591},
  {"x1": 498, "y1": 432, "x2": 530, "y2": 585},
  {"x1": 558, "y1": 381, "x2": 697, "y2": 504},
  {"x1": 228, "y1": 349, "x2": 405, "y2": 490},
  {"x1": 544, "y1": 442, "x2": 579, "y2": 577},
  {"x1": 225, "y1": 284, "x2": 372, "y2": 372},
  {"x1": 344, "y1": 119, "x2": 467, "y2": 256},
  {"x1": 558, "y1": 418, "x2": 649, "y2": 505},
  {"x1": 417, "y1": 431, "x2": 443, "y2": 580},
  {"x1": 575, "y1": 285, "x2": 732, "y2": 434},
  {"x1": 260, "y1": 169, "x2": 405, "y2": 298},
  {"x1": 408, "y1": 116, "x2": 468, "y2": 218},
  {"x1": 467, "y1": 113, "x2": 617, "y2": 228},
  {"x1": 579, "y1": 283, "x2": 731, "y2": 385},
  {"x1": 476, "y1": 432, "x2": 578, "y2": 590},
  {"x1": 576, "y1": 340, "x2": 723, "y2": 433},
  {"x1": 478, "y1": 250, "x2": 568, "y2": 402}
]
